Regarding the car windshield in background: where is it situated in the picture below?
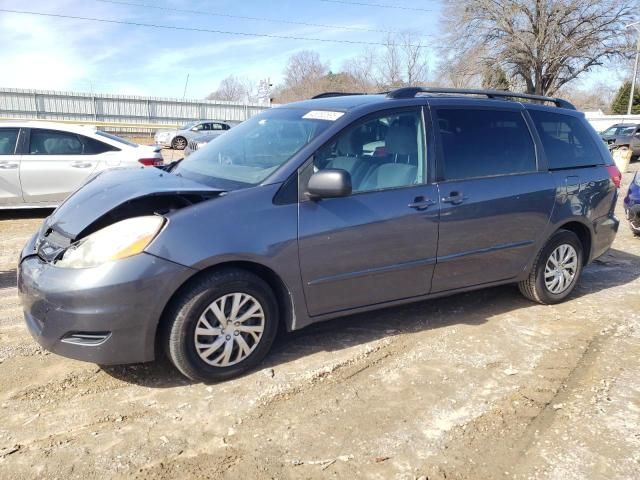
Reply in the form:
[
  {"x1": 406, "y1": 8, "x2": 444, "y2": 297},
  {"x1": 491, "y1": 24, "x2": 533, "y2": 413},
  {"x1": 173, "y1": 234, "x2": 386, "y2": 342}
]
[
  {"x1": 180, "y1": 121, "x2": 198, "y2": 130},
  {"x1": 602, "y1": 126, "x2": 635, "y2": 136},
  {"x1": 174, "y1": 108, "x2": 336, "y2": 189},
  {"x1": 96, "y1": 131, "x2": 138, "y2": 147}
]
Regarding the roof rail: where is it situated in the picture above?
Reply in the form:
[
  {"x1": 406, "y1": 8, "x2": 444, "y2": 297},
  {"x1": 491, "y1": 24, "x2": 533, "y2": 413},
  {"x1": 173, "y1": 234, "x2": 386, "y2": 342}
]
[
  {"x1": 311, "y1": 92, "x2": 367, "y2": 99},
  {"x1": 386, "y1": 87, "x2": 576, "y2": 110}
]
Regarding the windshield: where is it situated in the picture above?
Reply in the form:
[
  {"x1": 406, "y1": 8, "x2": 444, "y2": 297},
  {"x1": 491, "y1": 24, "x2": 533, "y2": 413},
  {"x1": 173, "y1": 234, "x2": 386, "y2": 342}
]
[
  {"x1": 96, "y1": 130, "x2": 138, "y2": 147},
  {"x1": 602, "y1": 125, "x2": 636, "y2": 136},
  {"x1": 174, "y1": 108, "x2": 337, "y2": 189}
]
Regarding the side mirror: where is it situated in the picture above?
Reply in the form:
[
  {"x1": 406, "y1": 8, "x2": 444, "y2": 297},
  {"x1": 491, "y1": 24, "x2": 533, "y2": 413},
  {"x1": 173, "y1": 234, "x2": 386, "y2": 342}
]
[{"x1": 306, "y1": 169, "x2": 352, "y2": 199}]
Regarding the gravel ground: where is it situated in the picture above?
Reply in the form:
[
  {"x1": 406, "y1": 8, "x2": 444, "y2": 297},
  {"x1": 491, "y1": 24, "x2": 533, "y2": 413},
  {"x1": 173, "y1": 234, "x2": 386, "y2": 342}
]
[{"x1": 0, "y1": 165, "x2": 639, "y2": 480}]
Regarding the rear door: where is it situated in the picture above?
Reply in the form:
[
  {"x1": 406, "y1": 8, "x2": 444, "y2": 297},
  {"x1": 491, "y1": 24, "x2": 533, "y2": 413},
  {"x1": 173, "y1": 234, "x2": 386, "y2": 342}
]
[
  {"x1": 0, "y1": 127, "x2": 22, "y2": 206},
  {"x1": 430, "y1": 105, "x2": 555, "y2": 293},
  {"x1": 20, "y1": 128, "x2": 102, "y2": 203},
  {"x1": 298, "y1": 107, "x2": 440, "y2": 316}
]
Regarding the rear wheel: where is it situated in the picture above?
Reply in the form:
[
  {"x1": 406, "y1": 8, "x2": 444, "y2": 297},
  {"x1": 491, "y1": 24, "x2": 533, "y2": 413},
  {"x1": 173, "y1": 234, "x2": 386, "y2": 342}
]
[
  {"x1": 518, "y1": 229, "x2": 583, "y2": 304},
  {"x1": 164, "y1": 269, "x2": 279, "y2": 382},
  {"x1": 171, "y1": 136, "x2": 187, "y2": 150}
]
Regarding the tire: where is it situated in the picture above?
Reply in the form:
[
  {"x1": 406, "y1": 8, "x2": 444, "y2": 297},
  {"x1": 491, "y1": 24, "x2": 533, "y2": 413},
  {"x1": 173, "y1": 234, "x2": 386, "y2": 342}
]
[
  {"x1": 518, "y1": 229, "x2": 584, "y2": 305},
  {"x1": 171, "y1": 136, "x2": 187, "y2": 150},
  {"x1": 163, "y1": 269, "x2": 279, "y2": 382}
]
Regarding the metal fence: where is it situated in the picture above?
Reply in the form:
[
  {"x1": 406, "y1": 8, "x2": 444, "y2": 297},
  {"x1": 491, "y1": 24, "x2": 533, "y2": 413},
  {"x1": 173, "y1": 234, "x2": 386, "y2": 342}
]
[{"x1": 0, "y1": 88, "x2": 270, "y2": 134}]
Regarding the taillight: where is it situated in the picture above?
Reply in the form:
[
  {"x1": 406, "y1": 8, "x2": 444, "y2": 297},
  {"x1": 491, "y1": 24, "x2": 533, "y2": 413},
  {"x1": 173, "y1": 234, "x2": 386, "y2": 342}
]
[
  {"x1": 138, "y1": 158, "x2": 162, "y2": 166},
  {"x1": 606, "y1": 165, "x2": 621, "y2": 189}
]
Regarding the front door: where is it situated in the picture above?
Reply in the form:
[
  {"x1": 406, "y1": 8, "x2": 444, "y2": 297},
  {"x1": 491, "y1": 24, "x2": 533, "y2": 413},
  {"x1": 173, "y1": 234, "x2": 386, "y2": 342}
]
[
  {"x1": 431, "y1": 106, "x2": 556, "y2": 292},
  {"x1": 298, "y1": 108, "x2": 440, "y2": 316},
  {"x1": 0, "y1": 127, "x2": 23, "y2": 206},
  {"x1": 20, "y1": 128, "x2": 99, "y2": 203}
]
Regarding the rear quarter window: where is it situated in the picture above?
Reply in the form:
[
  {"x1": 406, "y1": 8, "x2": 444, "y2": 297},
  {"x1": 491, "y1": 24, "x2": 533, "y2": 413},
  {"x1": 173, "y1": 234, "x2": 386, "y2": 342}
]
[{"x1": 528, "y1": 110, "x2": 603, "y2": 169}]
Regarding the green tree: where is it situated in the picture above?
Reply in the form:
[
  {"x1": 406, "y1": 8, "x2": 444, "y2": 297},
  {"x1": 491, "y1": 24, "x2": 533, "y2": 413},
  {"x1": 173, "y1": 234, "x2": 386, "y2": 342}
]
[
  {"x1": 481, "y1": 64, "x2": 510, "y2": 90},
  {"x1": 610, "y1": 81, "x2": 640, "y2": 114}
]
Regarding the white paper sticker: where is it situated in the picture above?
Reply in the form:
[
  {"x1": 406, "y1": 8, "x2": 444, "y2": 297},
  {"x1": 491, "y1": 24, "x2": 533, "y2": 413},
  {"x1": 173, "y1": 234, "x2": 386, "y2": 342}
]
[{"x1": 302, "y1": 110, "x2": 344, "y2": 121}]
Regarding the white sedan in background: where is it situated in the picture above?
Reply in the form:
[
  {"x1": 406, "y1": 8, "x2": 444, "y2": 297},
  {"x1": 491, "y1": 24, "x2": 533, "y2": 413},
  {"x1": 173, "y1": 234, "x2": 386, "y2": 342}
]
[{"x1": 0, "y1": 121, "x2": 163, "y2": 208}]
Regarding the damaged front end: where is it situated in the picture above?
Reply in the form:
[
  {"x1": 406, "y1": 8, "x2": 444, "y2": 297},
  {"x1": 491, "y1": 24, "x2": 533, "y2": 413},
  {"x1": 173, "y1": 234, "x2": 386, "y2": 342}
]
[{"x1": 23, "y1": 167, "x2": 224, "y2": 265}]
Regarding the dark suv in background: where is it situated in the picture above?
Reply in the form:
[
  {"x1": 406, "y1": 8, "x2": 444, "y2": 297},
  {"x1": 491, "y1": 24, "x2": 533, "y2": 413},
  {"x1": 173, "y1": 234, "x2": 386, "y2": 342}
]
[
  {"x1": 19, "y1": 87, "x2": 620, "y2": 382},
  {"x1": 601, "y1": 123, "x2": 640, "y2": 158}
]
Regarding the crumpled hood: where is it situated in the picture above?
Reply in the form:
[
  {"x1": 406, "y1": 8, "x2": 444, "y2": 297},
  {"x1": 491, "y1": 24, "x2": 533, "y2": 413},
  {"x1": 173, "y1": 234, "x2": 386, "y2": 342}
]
[{"x1": 44, "y1": 167, "x2": 222, "y2": 239}]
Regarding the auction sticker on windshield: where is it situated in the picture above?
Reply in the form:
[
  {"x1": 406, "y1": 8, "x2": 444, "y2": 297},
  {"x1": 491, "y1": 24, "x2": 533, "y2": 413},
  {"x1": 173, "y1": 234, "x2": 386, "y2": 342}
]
[{"x1": 302, "y1": 110, "x2": 344, "y2": 121}]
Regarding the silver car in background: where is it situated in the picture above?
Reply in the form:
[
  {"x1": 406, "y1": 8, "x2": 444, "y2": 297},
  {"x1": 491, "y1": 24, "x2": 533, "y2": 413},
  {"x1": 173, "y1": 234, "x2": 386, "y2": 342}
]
[
  {"x1": 0, "y1": 121, "x2": 162, "y2": 208},
  {"x1": 154, "y1": 120, "x2": 234, "y2": 150}
]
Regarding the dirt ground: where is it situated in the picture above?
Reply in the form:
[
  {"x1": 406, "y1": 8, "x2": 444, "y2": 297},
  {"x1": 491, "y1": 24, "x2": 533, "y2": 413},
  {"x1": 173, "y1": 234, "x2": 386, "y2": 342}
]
[{"x1": 0, "y1": 166, "x2": 639, "y2": 480}]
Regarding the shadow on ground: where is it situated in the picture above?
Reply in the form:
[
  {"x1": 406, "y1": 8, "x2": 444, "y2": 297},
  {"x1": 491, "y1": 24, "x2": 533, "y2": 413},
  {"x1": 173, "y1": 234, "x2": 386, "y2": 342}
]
[{"x1": 102, "y1": 246, "x2": 640, "y2": 388}]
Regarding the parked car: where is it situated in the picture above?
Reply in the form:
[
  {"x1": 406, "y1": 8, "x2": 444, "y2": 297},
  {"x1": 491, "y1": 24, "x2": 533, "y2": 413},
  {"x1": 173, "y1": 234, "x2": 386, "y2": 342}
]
[
  {"x1": 0, "y1": 121, "x2": 162, "y2": 208},
  {"x1": 624, "y1": 171, "x2": 640, "y2": 236},
  {"x1": 601, "y1": 123, "x2": 640, "y2": 157},
  {"x1": 154, "y1": 120, "x2": 234, "y2": 150},
  {"x1": 19, "y1": 87, "x2": 620, "y2": 382},
  {"x1": 184, "y1": 132, "x2": 225, "y2": 157}
]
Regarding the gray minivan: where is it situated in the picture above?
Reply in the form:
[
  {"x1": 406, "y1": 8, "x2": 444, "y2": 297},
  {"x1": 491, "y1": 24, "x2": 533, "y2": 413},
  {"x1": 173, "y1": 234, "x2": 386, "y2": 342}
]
[{"x1": 18, "y1": 88, "x2": 620, "y2": 381}]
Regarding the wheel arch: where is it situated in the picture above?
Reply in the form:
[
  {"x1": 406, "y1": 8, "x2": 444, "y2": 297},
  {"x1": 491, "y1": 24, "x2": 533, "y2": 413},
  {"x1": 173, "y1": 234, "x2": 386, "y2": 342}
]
[
  {"x1": 554, "y1": 220, "x2": 592, "y2": 265},
  {"x1": 155, "y1": 260, "x2": 295, "y2": 358}
]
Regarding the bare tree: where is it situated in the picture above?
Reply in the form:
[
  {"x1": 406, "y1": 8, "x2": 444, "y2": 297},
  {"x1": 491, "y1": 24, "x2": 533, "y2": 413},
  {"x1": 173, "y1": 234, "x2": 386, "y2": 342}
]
[
  {"x1": 282, "y1": 50, "x2": 328, "y2": 99},
  {"x1": 377, "y1": 32, "x2": 429, "y2": 89},
  {"x1": 342, "y1": 48, "x2": 378, "y2": 92},
  {"x1": 434, "y1": 47, "x2": 484, "y2": 88},
  {"x1": 442, "y1": 0, "x2": 637, "y2": 95},
  {"x1": 207, "y1": 75, "x2": 248, "y2": 102}
]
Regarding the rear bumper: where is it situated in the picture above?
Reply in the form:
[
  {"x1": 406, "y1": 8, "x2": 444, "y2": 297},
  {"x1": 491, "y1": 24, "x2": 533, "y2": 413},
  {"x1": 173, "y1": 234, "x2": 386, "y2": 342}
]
[{"x1": 18, "y1": 252, "x2": 194, "y2": 365}]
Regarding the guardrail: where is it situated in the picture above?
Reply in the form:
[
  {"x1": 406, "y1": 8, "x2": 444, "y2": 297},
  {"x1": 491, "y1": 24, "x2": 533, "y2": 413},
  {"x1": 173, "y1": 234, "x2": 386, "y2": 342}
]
[{"x1": 0, "y1": 87, "x2": 270, "y2": 134}]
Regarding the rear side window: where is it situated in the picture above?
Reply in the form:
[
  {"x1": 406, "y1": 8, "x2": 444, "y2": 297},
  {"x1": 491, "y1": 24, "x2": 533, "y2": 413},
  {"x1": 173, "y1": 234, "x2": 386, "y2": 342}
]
[
  {"x1": 81, "y1": 136, "x2": 119, "y2": 154},
  {"x1": 436, "y1": 109, "x2": 536, "y2": 180},
  {"x1": 528, "y1": 110, "x2": 603, "y2": 169},
  {"x1": 0, "y1": 128, "x2": 19, "y2": 155}
]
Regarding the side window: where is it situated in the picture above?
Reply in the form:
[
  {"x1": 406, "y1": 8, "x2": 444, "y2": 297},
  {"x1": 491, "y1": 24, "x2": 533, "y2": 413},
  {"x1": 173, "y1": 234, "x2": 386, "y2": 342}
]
[
  {"x1": 528, "y1": 110, "x2": 603, "y2": 169},
  {"x1": 192, "y1": 123, "x2": 205, "y2": 131},
  {"x1": 437, "y1": 109, "x2": 536, "y2": 181},
  {"x1": 0, "y1": 128, "x2": 19, "y2": 155},
  {"x1": 313, "y1": 110, "x2": 425, "y2": 193},
  {"x1": 212, "y1": 123, "x2": 225, "y2": 130},
  {"x1": 29, "y1": 130, "x2": 83, "y2": 155},
  {"x1": 80, "y1": 135, "x2": 119, "y2": 154}
]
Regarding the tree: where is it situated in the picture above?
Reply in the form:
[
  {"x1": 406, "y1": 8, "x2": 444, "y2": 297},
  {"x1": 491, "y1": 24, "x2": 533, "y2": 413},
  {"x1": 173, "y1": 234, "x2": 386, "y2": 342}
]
[
  {"x1": 207, "y1": 75, "x2": 248, "y2": 102},
  {"x1": 443, "y1": 0, "x2": 636, "y2": 95},
  {"x1": 281, "y1": 50, "x2": 329, "y2": 101},
  {"x1": 377, "y1": 32, "x2": 429, "y2": 89},
  {"x1": 481, "y1": 64, "x2": 510, "y2": 90},
  {"x1": 610, "y1": 81, "x2": 640, "y2": 114}
]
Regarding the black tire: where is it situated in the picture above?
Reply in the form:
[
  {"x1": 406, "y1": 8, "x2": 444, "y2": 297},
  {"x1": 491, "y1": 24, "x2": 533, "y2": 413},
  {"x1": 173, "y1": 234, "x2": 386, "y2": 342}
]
[
  {"x1": 163, "y1": 269, "x2": 279, "y2": 382},
  {"x1": 518, "y1": 229, "x2": 584, "y2": 305},
  {"x1": 171, "y1": 136, "x2": 187, "y2": 150}
]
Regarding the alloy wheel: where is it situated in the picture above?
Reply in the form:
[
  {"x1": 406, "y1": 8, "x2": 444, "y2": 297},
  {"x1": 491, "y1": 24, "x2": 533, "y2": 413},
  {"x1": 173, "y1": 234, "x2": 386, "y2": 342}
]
[
  {"x1": 194, "y1": 293, "x2": 265, "y2": 367},
  {"x1": 544, "y1": 244, "x2": 578, "y2": 294}
]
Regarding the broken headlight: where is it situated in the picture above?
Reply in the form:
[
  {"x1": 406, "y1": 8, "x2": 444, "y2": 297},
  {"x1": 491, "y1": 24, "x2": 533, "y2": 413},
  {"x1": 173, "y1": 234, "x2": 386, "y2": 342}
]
[{"x1": 56, "y1": 216, "x2": 165, "y2": 269}]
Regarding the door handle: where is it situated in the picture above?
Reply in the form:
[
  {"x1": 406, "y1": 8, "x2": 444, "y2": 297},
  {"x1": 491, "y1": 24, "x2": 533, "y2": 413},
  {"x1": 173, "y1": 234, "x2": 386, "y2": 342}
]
[
  {"x1": 408, "y1": 196, "x2": 436, "y2": 210},
  {"x1": 0, "y1": 161, "x2": 18, "y2": 169},
  {"x1": 442, "y1": 191, "x2": 467, "y2": 205},
  {"x1": 71, "y1": 161, "x2": 93, "y2": 168}
]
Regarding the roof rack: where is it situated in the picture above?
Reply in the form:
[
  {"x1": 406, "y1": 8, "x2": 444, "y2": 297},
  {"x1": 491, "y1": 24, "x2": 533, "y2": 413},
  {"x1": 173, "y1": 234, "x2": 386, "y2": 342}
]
[
  {"x1": 386, "y1": 87, "x2": 576, "y2": 110},
  {"x1": 311, "y1": 92, "x2": 367, "y2": 99}
]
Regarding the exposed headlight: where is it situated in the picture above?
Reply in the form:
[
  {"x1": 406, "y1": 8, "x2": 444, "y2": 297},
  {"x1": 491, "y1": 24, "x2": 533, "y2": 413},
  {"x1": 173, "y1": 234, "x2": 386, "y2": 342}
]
[
  {"x1": 634, "y1": 172, "x2": 640, "y2": 186},
  {"x1": 56, "y1": 216, "x2": 165, "y2": 268}
]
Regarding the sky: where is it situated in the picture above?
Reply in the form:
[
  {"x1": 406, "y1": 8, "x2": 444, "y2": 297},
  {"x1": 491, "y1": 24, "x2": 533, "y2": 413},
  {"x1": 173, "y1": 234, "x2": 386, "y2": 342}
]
[{"x1": 0, "y1": 0, "x2": 621, "y2": 99}]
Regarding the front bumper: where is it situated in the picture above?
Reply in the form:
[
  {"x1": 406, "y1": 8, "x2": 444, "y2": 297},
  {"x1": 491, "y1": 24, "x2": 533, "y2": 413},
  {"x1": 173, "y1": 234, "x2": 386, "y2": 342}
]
[{"x1": 18, "y1": 251, "x2": 194, "y2": 365}]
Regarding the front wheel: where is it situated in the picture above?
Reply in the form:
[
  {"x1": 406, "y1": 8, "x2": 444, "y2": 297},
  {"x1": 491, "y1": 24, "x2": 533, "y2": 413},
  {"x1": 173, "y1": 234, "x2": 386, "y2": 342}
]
[
  {"x1": 164, "y1": 269, "x2": 279, "y2": 382},
  {"x1": 171, "y1": 136, "x2": 187, "y2": 150},
  {"x1": 519, "y1": 229, "x2": 583, "y2": 304}
]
